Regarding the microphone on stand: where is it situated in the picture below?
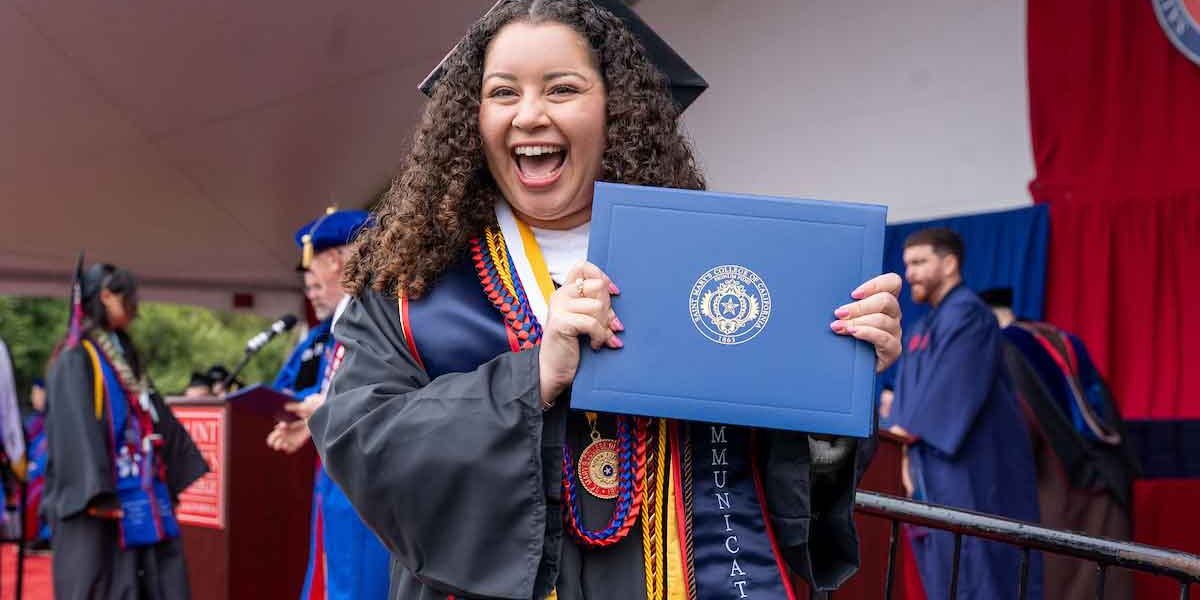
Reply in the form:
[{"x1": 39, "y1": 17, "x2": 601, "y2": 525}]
[
  {"x1": 245, "y1": 314, "x2": 299, "y2": 353},
  {"x1": 225, "y1": 314, "x2": 299, "y2": 390}
]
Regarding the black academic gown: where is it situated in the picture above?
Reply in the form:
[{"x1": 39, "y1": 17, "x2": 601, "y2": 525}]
[
  {"x1": 310, "y1": 256, "x2": 875, "y2": 600},
  {"x1": 42, "y1": 344, "x2": 209, "y2": 600}
]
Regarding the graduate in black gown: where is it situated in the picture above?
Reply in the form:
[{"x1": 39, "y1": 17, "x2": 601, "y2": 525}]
[
  {"x1": 42, "y1": 263, "x2": 208, "y2": 599},
  {"x1": 309, "y1": 1, "x2": 904, "y2": 598}
]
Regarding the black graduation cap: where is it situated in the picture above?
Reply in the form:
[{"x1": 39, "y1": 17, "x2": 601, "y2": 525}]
[{"x1": 418, "y1": 0, "x2": 708, "y2": 112}]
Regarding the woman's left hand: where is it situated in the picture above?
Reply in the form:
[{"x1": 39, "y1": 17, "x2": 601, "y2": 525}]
[{"x1": 830, "y1": 273, "x2": 903, "y2": 373}]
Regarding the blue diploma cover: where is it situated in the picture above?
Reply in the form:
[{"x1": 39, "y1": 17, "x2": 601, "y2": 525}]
[{"x1": 572, "y1": 182, "x2": 886, "y2": 437}]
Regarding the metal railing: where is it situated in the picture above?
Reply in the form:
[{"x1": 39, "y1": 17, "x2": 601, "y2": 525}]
[
  {"x1": 1, "y1": 481, "x2": 27, "y2": 600},
  {"x1": 843, "y1": 491, "x2": 1200, "y2": 600}
]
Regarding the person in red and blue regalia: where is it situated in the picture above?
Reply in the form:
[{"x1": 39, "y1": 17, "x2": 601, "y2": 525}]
[
  {"x1": 266, "y1": 208, "x2": 391, "y2": 600},
  {"x1": 308, "y1": 2, "x2": 905, "y2": 598},
  {"x1": 43, "y1": 261, "x2": 208, "y2": 599}
]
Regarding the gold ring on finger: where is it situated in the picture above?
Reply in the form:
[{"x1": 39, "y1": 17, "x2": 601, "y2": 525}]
[{"x1": 575, "y1": 278, "x2": 585, "y2": 297}]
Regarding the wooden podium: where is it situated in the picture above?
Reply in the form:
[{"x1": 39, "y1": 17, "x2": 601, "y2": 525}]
[{"x1": 167, "y1": 396, "x2": 316, "y2": 600}]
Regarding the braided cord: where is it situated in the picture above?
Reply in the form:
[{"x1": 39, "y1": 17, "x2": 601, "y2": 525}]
[
  {"x1": 642, "y1": 418, "x2": 669, "y2": 599},
  {"x1": 682, "y1": 426, "x2": 697, "y2": 600}
]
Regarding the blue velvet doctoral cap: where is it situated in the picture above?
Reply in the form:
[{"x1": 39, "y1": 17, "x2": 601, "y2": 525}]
[{"x1": 294, "y1": 208, "x2": 370, "y2": 269}]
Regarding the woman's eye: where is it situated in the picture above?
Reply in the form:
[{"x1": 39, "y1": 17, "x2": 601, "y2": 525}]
[
  {"x1": 488, "y1": 87, "x2": 517, "y2": 98},
  {"x1": 549, "y1": 85, "x2": 578, "y2": 96}
]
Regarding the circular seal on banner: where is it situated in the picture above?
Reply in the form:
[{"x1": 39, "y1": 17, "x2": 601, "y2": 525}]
[
  {"x1": 577, "y1": 438, "x2": 620, "y2": 499},
  {"x1": 1152, "y1": 0, "x2": 1200, "y2": 66},
  {"x1": 688, "y1": 265, "x2": 772, "y2": 346}
]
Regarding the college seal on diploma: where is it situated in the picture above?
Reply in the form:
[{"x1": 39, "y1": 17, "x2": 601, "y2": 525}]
[{"x1": 689, "y1": 265, "x2": 772, "y2": 346}]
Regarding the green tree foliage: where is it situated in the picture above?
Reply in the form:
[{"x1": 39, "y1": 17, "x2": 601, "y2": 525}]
[
  {"x1": 130, "y1": 302, "x2": 292, "y2": 394},
  {"x1": 0, "y1": 296, "x2": 67, "y2": 404},
  {"x1": 0, "y1": 296, "x2": 295, "y2": 403}
]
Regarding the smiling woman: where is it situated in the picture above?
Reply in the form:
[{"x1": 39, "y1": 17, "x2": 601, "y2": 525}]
[
  {"x1": 313, "y1": 1, "x2": 902, "y2": 599},
  {"x1": 478, "y1": 21, "x2": 608, "y2": 230},
  {"x1": 343, "y1": 0, "x2": 704, "y2": 301}
]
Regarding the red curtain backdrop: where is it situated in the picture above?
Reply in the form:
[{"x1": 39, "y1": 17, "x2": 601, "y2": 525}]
[{"x1": 1028, "y1": 0, "x2": 1200, "y2": 597}]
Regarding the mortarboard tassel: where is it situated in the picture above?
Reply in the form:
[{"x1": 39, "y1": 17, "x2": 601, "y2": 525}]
[
  {"x1": 300, "y1": 205, "x2": 338, "y2": 269},
  {"x1": 65, "y1": 251, "x2": 85, "y2": 348},
  {"x1": 301, "y1": 234, "x2": 314, "y2": 269}
]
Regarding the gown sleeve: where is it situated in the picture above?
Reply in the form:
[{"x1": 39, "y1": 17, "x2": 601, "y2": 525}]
[
  {"x1": 763, "y1": 430, "x2": 877, "y2": 591},
  {"x1": 309, "y1": 290, "x2": 565, "y2": 600},
  {"x1": 892, "y1": 303, "x2": 1001, "y2": 456},
  {"x1": 41, "y1": 346, "x2": 114, "y2": 521},
  {"x1": 150, "y1": 390, "x2": 209, "y2": 498}
]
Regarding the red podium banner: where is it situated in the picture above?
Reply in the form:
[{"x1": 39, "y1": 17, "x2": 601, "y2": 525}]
[{"x1": 174, "y1": 405, "x2": 226, "y2": 529}]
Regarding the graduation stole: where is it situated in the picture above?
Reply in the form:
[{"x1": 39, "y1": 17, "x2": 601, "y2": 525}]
[
  {"x1": 468, "y1": 202, "x2": 795, "y2": 600},
  {"x1": 81, "y1": 333, "x2": 179, "y2": 548}
]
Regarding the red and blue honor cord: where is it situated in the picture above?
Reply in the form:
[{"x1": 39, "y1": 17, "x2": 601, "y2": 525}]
[{"x1": 471, "y1": 231, "x2": 647, "y2": 547}]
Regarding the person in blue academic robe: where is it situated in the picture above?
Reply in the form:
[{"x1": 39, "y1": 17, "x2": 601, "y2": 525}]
[
  {"x1": 272, "y1": 317, "x2": 332, "y2": 399},
  {"x1": 266, "y1": 208, "x2": 390, "y2": 600},
  {"x1": 24, "y1": 379, "x2": 51, "y2": 548},
  {"x1": 892, "y1": 228, "x2": 1043, "y2": 599}
]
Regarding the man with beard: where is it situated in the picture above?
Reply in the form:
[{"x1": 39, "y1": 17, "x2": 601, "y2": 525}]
[{"x1": 891, "y1": 228, "x2": 1043, "y2": 599}]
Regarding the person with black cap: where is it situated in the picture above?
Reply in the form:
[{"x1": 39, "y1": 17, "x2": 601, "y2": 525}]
[
  {"x1": 981, "y1": 287, "x2": 1139, "y2": 600},
  {"x1": 309, "y1": 2, "x2": 903, "y2": 598},
  {"x1": 42, "y1": 262, "x2": 208, "y2": 599},
  {"x1": 183, "y1": 371, "x2": 213, "y2": 398},
  {"x1": 266, "y1": 208, "x2": 390, "y2": 600}
]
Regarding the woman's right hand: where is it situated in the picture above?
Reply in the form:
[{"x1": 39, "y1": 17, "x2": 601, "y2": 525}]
[{"x1": 539, "y1": 261, "x2": 624, "y2": 405}]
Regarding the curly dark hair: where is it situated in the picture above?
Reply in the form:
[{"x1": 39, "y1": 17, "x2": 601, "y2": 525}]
[{"x1": 346, "y1": 0, "x2": 705, "y2": 298}]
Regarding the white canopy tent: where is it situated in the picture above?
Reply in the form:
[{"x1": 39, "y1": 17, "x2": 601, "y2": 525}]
[
  {"x1": 0, "y1": 0, "x2": 1033, "y2": 316},
  {"x1": 0, "y1": 0, "x2": 498, "y2": 315}
]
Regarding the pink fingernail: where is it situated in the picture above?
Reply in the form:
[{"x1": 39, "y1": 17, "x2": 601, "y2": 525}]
[
  {"x1": 830, "y1": 321, "x2": 845, "y2": 333},
  {"x1": 851, "y1": 289, "x2": 867, "y2": 300},
  {"x1": 611, "y1": 316, "x2": 625, "y2": 332},
  {"x1": 611, "y1": 336, "x2": 624, "y2": 348},
  {"x1": 609, "y1": 282, "x2": 621, "y2": 295},
  {"x1": 835, "y1": 307, "x2": 851, "y2": 319}
]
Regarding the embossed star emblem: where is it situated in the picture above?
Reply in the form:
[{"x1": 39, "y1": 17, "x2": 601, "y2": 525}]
[{"x1": 721, "y1": 298, "x2": 738, "y2": 315}]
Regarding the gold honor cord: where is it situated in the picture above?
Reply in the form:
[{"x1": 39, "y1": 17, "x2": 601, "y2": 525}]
[{"x1": 643, "y1": 418, "x2": 669, "y2": 599}]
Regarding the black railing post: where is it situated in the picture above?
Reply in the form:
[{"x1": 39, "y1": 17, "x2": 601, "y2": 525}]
[
  {"x1": 949, "y1": 533, "x2": 962, "y2": 599},
  {"x1": 1095, "y1": 564, "x2": 1107, "y2": 599},
  {"x1": 884, "y1": 519, "x2": 899, "y2": 599},
  {"x1": 1182, "y1": 581, "x2": 1191, "y2": 600},
  {"x1": 1017, "y1": 547, "x2": 1030, "y2": 599},
  {"x1": 17, "y1": 480, "x2": 27, "y2": 600}
]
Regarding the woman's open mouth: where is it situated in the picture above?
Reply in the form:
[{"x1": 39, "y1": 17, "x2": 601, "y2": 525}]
[{"x1": 513, "y1": 144, "x2": 566, "y2": 188}]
